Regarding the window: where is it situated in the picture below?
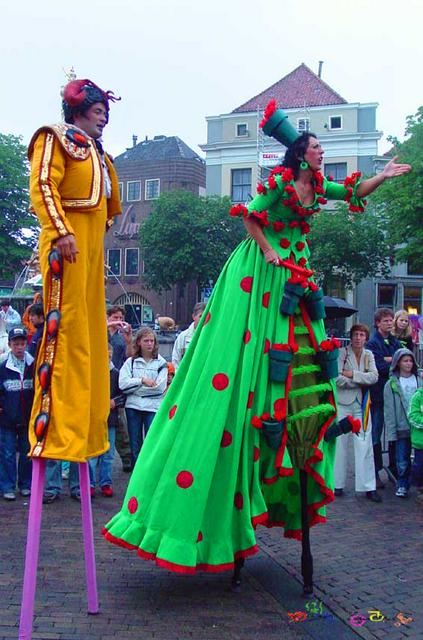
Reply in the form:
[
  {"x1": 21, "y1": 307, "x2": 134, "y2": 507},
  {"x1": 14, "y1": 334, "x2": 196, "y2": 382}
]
[
  {"x1": 125, "y1": 248, "x2": 139, "y2": 276},
  {"x1": 107, "y1": 249, "x2": 121, "y2": 276},
  {"x1": 231, "y1": 168, "x2": 252, "y2": 203},
  {"x1": 236, "y1": 123, "x2": 248, "y2": 137},
  {"x1": 324, "y1": 162, "x2": 347, "y2": 183},
  {"x1": 118, "y1": 182, "x2": 123, "y2": 201},
  {"x1": 377, "y1": 284, "x2": 396, "y2": 309},
  {"x1": 297, "y1": 118, "x2": 310, "y2": 133},
  {"x1": 329, "y1": 116, "x2": 342, "y2": 130},
  {"x1": 404, "y1": 286, "x2": 421, "y2": 315},
  {"x1": 127, "y1": 181, "x2": 141, "y2": 201},
  {"x1": 145, "y1": 179, "x2": 160, "y2": 200}
]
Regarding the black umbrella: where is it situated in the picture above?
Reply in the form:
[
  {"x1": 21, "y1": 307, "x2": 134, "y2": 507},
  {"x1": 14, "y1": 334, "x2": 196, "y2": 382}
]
[{"x1": 323, "y1": 296, "x2": 357, "y2": 319}]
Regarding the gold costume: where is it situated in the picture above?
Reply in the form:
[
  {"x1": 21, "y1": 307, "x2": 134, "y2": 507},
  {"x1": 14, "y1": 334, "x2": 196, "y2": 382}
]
[{"x1": 28, "y1": 123, "x2": 121, "y2": 462}]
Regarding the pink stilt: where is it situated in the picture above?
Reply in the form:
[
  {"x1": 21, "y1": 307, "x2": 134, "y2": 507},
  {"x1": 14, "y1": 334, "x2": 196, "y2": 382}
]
[
  {"x1": 79, "y1": 461, "x2": 99, "y2": 614},
  {"x1": 19, "y1": 458, "x2": 46, "y2": 640}
]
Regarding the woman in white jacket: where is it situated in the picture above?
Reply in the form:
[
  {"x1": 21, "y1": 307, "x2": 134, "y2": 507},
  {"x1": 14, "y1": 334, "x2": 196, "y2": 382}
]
[
  {"x1": 334, "y1": 324, "x2": 380, "y2": 501},
  {"x1": 119, "y1": 327, "x2": 167, "y2": 469}
]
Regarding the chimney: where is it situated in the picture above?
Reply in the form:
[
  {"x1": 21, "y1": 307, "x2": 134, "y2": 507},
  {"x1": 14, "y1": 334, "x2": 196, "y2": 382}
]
[
  {"x1": 318, "y1": 61, "x2": 323, "y2": 78},
  {"x1": 132, "y1": 134, "x2": 138, "y2": 147}
]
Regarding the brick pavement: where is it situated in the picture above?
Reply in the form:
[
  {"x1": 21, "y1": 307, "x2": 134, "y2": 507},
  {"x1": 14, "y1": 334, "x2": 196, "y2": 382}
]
[{"x1": 0, "y1": 453, "x2": 420, "y2": 640}]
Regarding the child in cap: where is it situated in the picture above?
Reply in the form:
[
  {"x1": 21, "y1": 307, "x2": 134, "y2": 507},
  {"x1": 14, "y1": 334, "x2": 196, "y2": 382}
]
[{"x1": 0, "y1": 328, "x2": 34, "y2": 500}]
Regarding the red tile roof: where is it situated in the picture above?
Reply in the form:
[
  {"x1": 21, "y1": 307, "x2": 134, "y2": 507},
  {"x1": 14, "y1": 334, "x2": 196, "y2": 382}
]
[{"x1": 232, "y1": 63, "x2": 347, "y2": 113}]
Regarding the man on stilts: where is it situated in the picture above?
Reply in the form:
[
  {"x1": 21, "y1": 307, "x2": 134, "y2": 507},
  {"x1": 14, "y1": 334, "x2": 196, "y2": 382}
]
[{"x1": 19, "y1": 78, "x2": 121, "y2": 639}]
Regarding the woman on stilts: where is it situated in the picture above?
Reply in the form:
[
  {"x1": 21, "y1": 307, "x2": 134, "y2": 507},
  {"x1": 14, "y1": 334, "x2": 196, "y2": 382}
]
[{"x1": 103, "y1": 99, "x2": 410, "y2": 590}]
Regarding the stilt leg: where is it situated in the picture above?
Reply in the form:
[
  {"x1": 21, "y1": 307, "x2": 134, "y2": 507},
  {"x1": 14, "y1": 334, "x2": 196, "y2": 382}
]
[
  {"x1": 19, "y1": 458, "x2": 46, "y2": 640},
  {"x1": 79, "y1": 462, "x2": 99, "y2": 614},
  {"x1": 300, "y1": 469, "x2": 313, "y2": 596},
  {"x1": 231, "y1": 557, "x2": 245, "y2": 591}
]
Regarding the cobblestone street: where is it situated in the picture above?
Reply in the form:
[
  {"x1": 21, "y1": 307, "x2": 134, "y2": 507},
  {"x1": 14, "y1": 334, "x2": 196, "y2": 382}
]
[{"x1": 0, "y1": 456, "x2": 420, "y2": 640}]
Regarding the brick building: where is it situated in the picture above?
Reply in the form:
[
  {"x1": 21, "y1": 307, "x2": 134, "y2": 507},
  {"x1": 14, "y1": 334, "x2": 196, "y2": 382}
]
[{"x1": 105, "y1": 135, "x2": 206, "y2": 326}]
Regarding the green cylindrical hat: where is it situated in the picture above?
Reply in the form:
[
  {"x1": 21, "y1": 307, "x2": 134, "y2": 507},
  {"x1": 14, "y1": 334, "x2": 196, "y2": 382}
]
[{"x1": 260, "y1": 99, "x2": 300, "y2": 148}]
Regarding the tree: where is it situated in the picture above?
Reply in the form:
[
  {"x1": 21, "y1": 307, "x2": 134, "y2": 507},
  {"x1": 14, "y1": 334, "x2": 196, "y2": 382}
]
[
  {"x1": 140, "y1": 190, "x2": 245, "y2": 292},
  {"x1": 0, "y1": 133, "x2": 38, "y2": 279},
  {"x1": 308, "y1": 203, "x2": 391, "y2": 293},
  {"x1": 371, "y1": 106, "x2": 423, "y2": 270}
]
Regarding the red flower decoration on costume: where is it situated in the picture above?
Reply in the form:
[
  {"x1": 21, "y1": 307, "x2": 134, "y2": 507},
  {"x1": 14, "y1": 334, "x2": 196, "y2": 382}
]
[
  {"x1": 243, "y1": 329, "x2": 251, "y2": 344},
  {"x1": 229, "y1": 203, "x2": 248, "y2": 218},
  {"x1": 347, "y1": 416, "x2": 361, "y2": 434},
  {"x1": 259, "y1": 99, "x2": 277, "y2": 128},
  {"x1": 288, "y1": 220, "x2": 299, "y2": 229},
  {"x1": 273, "y1": 221, "x2": 285, "y2": 232},
  {"x1": 280, "y1": 238, "x2": 290, "y2": 249},
  {"x1": 296, "y1": 241, "x2": 305, "y2": 251},
  {"x1": 343, "y1": 172, "x2": 366, "y2": 213},
  {"x1": 308, "y1": 281, "x2": 319, "y2": 292},
  {"x1": 300, "y1": 221, "x2": 310, "y2": 234},
  {"x1": 253, "y1": 447, "x2": 260, "y2": 462},
  {"x1": 247, "y1": 391, "x2": 254, "y2": 408},
  {"x1": 203, "y1": 312, "x2": 211, "y2": 325},
  {"x1": 298, "y1": 257, "x2": 307, "y2": 267},
  {"x1": 257, "y1": 183, "x2": 267, "y2": 195},
  {"x1": 263, "y1": 338, "x2": 270, "y2": 353},
  {"x1": 261, "y1": 412, "x2": 271, "y2": 421},
  {"x1": 319, "y1": 337, "x2": 342, "y2": 352},
  {"x1": 251, "y1": 415, "x2": 263, "y2": 429},
  {"x1": 169, "y1": 405, "x2": 177, "y2": 419},
  {"x1": 262, "y1": 292, "x2": 270, "y2": 308},
  {"x1": 317, "y1": 197, "x2": 327, "y2": 205},
  {"x1": 250, "y1": 210, "x2": 270, "y2": 226},
  {"x1": 268, "y1": 175, "x2": 277, "y2": 190},
  {"x1": 197, "y1": 531, "x2": 203, "y2": 542}
]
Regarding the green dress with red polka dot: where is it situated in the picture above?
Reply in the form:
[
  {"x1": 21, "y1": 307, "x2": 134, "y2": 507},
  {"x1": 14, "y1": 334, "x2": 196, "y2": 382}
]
[{"x1": 103, "y1": 168, "x2": 366, "y2": 573}]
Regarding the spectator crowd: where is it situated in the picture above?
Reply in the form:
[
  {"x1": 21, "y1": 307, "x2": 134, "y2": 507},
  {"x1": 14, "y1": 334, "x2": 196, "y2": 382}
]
[{"x1": 1, "y1": 299, "x2": 422, "y2": 510}]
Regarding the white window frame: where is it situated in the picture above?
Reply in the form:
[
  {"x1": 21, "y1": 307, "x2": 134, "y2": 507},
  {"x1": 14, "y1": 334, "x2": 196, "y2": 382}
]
[
  {"x1": 145, "y1": 178, "x2": 160, "y2": 200},
  {"x1": 107, "y1": 248, "x2": 121, "y2": 277},
  {"x1": 297, "y1": 118, "x2": 310, "y2": 133},
  {"x1": 236, "y1": 123, "x2": 249, "y2": 137},
  {"x1": 127, "y1": 180, "x2": 141, "y2": 202},
  {"x1": 329, "y1": 115, "x2": 343, "y2": 130},
  {"x1": 118, "y1": 182, "x2": 124, "y2": 201},
  {"x1": 125, "y1": 247, "x2": 140, "y2": 277}
]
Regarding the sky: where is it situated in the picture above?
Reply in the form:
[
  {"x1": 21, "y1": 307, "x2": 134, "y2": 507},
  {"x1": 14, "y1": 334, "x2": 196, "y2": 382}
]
[{"x1": 2, "y1": 0, "x2": 422, "y2": 158}]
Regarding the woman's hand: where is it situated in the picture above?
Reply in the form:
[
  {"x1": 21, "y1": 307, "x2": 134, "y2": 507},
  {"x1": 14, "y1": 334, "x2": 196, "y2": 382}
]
[
  {"x1": 263, "y1": 247, "x2": 280, "y2": 265},
  {"x1": 381, "y1": 155, "x2": 411, "y2": 180},
  {"x1": 141, "y1": 377, "x2": 156, "y2": 387}
]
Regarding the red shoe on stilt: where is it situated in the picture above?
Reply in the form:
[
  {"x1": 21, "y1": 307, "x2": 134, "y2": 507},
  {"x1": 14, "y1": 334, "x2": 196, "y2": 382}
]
[{"x1": 101, "y1": 486, "x2": 113, "y2": 497}]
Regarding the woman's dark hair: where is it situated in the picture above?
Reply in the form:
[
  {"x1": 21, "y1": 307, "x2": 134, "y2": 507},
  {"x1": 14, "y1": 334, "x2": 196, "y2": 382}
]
[
  {"x1": 63, "y1": 85, "x2": 109, "y2": 124},
  {"x1": 283, "y1": 132, "x2": 317, "y2": 180}
]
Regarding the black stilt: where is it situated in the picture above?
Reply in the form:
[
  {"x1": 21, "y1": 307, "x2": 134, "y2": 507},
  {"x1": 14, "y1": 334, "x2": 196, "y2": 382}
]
[
  {"x1": 300, "y1": 469, "x2": 313, "y2": 595},
  {"x1": 231, "y1": 557, "x2": 245, "y2": 591}
]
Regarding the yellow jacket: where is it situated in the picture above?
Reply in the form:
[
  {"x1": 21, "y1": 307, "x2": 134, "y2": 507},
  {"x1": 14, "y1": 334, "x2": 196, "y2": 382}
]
[{"x1": 28, "y1": 123, "x2": 121, "y2": 243}]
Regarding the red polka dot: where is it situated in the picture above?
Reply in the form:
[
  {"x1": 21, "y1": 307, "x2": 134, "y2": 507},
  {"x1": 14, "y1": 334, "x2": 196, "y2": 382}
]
[
  {"x1": 298, "y1": 257, "x2": 307, "y2": 266},
  {"x1": 176, "y1": 471, "x2": 193, "y2": 489},
  {"x1": 203, "y1": 312, "x2": 211, "y2": 325},
  {"x1": 280, "y1": 238, "x2": 290, "y2": 249},
  {"x1": 247, "y1": 391, "x2": 254, "y2": 409},
  {"x1": 296, "y1": 241, "x2": 305, "y2": 251},
  {"x1": 253, "y1": 447, "x2": 260, "y2": 462},
  {"x1": 128, "y1": 497, "x2": 138, "y2": 514},
  {"x1": 289, "y1": 220, "x2": 299, "y2": 228},
  {"x1": 243, "y1": 329, "x2": 251, "y2": 344},
  {"x1": 264, "y1": 338, "x2": 270, "y2": 354},
  {"x1": 169, "y1": 405, "x2": 177, "y2": 419},
  {"x1": 234, "y1": 492, "x2": 244, "y2": 510},
  {"x1": 240, "y1": 276, "x2": 253, "y2": 292},
  {"x1": 273, "y1": 221, "x2": 285, "y2": 232},
  {"x1": 221, "y1": 430, "x2": 233, "y2": 447},
  {"x1": 197, "y1": 531, "x2": 203, "y2": 542},
  {"x1": 212, "y1": 373, "x2": 229, "y2": 391},
  {"x1": 262, "y1": 292, "x2": 270, "y2": 308},
  {"x1": 274, "y1": 398, "x2": 284, "y2": 413}
]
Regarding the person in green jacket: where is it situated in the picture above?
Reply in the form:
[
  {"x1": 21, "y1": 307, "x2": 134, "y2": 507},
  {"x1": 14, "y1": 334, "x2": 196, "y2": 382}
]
[{"x1": 409, "y1": 387, "x2": 423, "y2": 503}]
